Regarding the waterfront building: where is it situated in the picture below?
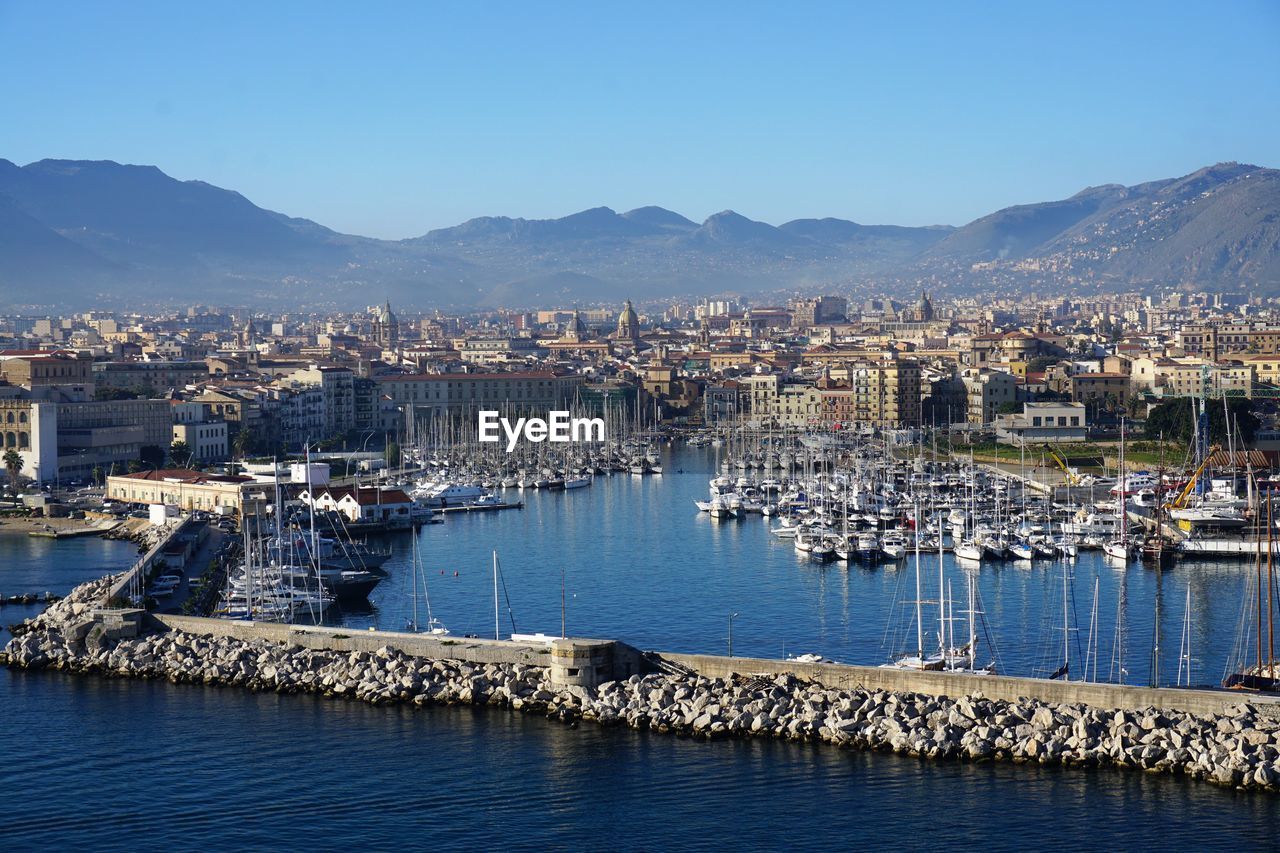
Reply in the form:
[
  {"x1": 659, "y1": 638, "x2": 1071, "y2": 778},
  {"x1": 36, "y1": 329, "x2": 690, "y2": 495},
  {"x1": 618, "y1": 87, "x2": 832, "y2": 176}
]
[
  {"x1": 296, "y1": 484, "x2": 414, "y2": 527},
  {"x1": 0, "y1": 399, "x2": 56, "y2": 484},
  {"x1": 54, "y1": 399, "x2": 174, "y2": 482},
  {"x1": 106, "y1": 468, "x2": 257, "y2": 513},
  {"x1": 995, "y1": 401, "x2": 1088, "y2": 444}
]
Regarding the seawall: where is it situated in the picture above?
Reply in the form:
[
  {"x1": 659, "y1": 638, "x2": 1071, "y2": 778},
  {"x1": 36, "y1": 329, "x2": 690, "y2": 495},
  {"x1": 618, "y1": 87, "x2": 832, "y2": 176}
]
[
  {"x1": 6, "y1": 582, "x2": 1280, "y2": 792},
  {"x1": 151, "y1": 613, "x2": 1277, "y2": 720},
  {"x1": 656, "y1": 652, "x2": 1280, "y2": 719}
]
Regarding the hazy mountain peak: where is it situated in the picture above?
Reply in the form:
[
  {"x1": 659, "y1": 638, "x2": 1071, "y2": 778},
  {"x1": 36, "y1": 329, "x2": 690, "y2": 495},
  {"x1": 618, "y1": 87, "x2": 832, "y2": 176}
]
[
  {"x1": 0, "y1": 160, "x2": 1275, "y2": 308},
  {"x1": 620, "y1": 206, "x2": 697, "y2": 230}
]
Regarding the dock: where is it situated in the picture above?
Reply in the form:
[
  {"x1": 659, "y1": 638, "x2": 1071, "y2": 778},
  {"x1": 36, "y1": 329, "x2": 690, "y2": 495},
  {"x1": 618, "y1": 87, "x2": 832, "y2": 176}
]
[
  {"x1": 24, "y1": 517, "x2": 120, "y2": 537},
  {"x1": 439, "y1": 501, "x2": 523, "y2": 514},
  {"x1": 26, "y1": 522, "x2": 120, "y2": 539}
]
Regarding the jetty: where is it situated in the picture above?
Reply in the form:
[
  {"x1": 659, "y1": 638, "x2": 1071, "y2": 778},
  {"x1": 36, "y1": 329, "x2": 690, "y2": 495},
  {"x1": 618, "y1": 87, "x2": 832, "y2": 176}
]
[{"x1": 5, "y1": 573, "x2": 1280, "y2": 793}]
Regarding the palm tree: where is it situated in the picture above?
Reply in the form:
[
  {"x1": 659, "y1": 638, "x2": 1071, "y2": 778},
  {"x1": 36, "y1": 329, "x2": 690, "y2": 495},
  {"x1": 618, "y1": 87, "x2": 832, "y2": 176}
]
[
  {"x1": 233, "y1": 427, "x2": 251, "y2": 459},
  {"x1": 3, "y1": 448, "x2": 23, "y2": 504},
  {"x1": 170, "y1": 440, "x2": 193, "y2": 468}
]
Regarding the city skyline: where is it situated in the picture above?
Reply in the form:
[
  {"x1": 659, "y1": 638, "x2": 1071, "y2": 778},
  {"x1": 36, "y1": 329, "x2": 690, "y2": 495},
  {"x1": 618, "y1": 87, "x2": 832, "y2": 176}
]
[{"x1": 3, "y1": 1, "x2": 1277, "y2": 238}]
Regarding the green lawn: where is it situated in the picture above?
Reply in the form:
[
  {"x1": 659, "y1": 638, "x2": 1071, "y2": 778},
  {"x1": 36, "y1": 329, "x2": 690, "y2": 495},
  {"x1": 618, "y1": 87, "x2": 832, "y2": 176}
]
[{"x1": 945, "y1": 439, "x2": 1186, "y2": 471}]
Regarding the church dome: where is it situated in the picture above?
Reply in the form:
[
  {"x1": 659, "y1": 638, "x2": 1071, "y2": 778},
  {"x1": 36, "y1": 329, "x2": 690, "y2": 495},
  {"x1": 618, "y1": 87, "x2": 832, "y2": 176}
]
[
  {"x1": 619, "y1": 300, "x2": 637, "y2": 326},
  {"x1": 616, "y1": 299, "x2": 640, "y2": 340}
]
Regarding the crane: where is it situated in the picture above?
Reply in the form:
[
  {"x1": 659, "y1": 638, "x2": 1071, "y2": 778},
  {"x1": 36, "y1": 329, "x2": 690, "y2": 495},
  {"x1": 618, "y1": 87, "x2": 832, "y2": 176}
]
[
  {"x1": 1042, "y1": 444, "x2": 1079, "y2": 486},
  {"x1": 1170, "y1": 444, "x2": 1221, "y2": 510}
]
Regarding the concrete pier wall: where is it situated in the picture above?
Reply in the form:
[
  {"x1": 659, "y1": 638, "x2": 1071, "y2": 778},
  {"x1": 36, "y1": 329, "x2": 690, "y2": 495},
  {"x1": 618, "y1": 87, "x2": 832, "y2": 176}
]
[
  {"x1": 655, "y1": 651, "x2": 1280, "y2": 718},
  {"x1": 150, "y1": 615, "x2": 648, "y2": 683},
  {"x1": 105, "y1": 519, "x2": 192, "y2": 602},
  {"x1": 152, "y1": 614, "x2": 558, "y2": 668}
]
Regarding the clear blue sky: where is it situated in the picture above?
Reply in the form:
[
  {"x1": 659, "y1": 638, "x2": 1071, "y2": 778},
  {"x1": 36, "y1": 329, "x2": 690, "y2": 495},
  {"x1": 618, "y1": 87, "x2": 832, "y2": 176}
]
[{"x1": 2, "y1": 1, "x2": 1278, "y2": 238}]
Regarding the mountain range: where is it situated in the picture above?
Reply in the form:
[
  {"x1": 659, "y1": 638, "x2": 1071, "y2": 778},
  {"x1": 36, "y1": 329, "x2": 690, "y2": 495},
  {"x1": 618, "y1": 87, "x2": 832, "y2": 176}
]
[{"x1": 1, "y1": 158, "x2": 1277, "y2": 309}]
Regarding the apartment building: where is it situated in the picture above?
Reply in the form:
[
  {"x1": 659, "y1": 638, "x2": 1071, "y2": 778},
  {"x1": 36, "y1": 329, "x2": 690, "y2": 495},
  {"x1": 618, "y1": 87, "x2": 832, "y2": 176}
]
[
  {"x1": 172, "y1": 420, "x2": 229, "y2": 463},
  {"x1": 1069, "y1": 373, "x2": 1132, "y2": 407},
  {"x1": 275, "y1": 364, "x2": 355, "y2": 439},
  {"x1": 962, "y1": 368, "x2": 1018, "y2": 425}
]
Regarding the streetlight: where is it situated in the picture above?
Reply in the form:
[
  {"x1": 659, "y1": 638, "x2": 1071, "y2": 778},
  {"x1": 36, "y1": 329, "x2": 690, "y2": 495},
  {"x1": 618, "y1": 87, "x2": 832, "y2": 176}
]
[
  {"x1": 728, "y1": 612, "x2": 739, "y2": 658},
  {"x1": 344, "y1": 431, "x2": 377, "y2": 482}
]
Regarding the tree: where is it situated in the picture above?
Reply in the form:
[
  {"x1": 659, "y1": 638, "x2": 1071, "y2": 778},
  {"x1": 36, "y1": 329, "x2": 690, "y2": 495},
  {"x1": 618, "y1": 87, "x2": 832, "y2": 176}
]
[
  {"x1": 232, "y1": 426, "x2": 252, "y2": 459},
  {"x1": 127, "y1": 459, "x2": 144, "y2": 474},
  {"x1": 169, "y1": 440, "x2": 193, "y2": 468},
  {"x1": 1143, "y1": 396, "x2": 1259, "y2": 445},
  {"x1": 385, "y1": 440, "x2": 401, "y2": 470},
  {"x1": 92, "y1": 465, "x2": 104, "y2": 487},
  {"x1": 94, "y1": 386, "x2": 139, "y2": 401},
  {"x1": 1026, "y1": 355, "x2": 1059, "y2": 374},
  {"x1": 139, "y1": 445, "x2": 165, "y2": 470},
  {"x1": 3, "y1": 448, "x2": 22, "y2": 503},
  {"x1": 995, "y1": 401, "x2": 1021, "y2": 415}
]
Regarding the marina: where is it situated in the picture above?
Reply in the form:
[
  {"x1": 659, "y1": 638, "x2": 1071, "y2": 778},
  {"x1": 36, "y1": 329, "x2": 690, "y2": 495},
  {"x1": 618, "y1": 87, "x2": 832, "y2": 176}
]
[{"x1": 69, "y1": 440, "x2": 1279, "y2": 693}]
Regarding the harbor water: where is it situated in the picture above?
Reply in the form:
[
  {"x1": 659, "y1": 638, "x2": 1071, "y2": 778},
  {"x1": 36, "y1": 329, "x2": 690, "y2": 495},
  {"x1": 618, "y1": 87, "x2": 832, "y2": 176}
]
[
  {"x1": 355, "y1": 447, "x2": 1249, "y2": 689},
  {"x1": 0, "y1": 445, "x2": 1274, "y2": 847}
]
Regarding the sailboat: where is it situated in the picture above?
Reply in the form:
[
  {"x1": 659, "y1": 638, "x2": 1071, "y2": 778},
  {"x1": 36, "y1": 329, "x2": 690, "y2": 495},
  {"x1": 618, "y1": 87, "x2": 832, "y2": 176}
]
[
  {"x1": 883, "y1": 501, "x2": 944, "y2": 670},
  {"x1": 1224, "y1": 493, "x2": 1279, "y2": 691},
  {"x1": 1103, "y1": 418, "x2": 1133, "y2": 563},
  {"x1": 883, "y1": 505, "x2": 994, "y2": 674},
  {"x1": 405, "y1": 521, "x2": 448, "y2": 635}
]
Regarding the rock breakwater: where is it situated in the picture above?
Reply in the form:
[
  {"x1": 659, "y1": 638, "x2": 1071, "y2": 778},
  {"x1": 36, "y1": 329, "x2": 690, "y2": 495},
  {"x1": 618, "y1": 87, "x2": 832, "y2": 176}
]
[{"x1": 5, "y1": 577, "x2": 1280, "y2": 792}]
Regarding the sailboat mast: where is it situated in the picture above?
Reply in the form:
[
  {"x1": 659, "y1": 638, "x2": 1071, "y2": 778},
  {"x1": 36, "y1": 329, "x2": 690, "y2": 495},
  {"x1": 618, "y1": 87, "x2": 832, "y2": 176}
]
[
  {"x1": 493, "y1": 550, "x2": 500, "y2": 641},
  {"x1": 967, "y1": 572, "x2": 977, "y2": 669},
  {"x1": 1087, "y1": 575, "x2": 1099, "y2": 682},
  {"x1": 1259, "y1": 500, "x2": 1266, "y2": 676},
  {"x1": 1119, "y1": 417, "x2": 1126, "y2": 547},
  {"x1": 410, "y1": 523, "x2": 419, "y2": 631},
  {"x1": 914, "y1": 498, "x2": 923, "y2": 665},
  {"x1": 1269, "y1": 493, "x2": 1275, "y2": 679},
  {"x1": 1062, "y1": 558, "x2": 1070, "y2": 680},
  {"x1": 942, "y1": 502, "x2": 952, "y2": 653},
  {"x1": 1153, "y1": 574, "x2": 1161, "y2": 687}
]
